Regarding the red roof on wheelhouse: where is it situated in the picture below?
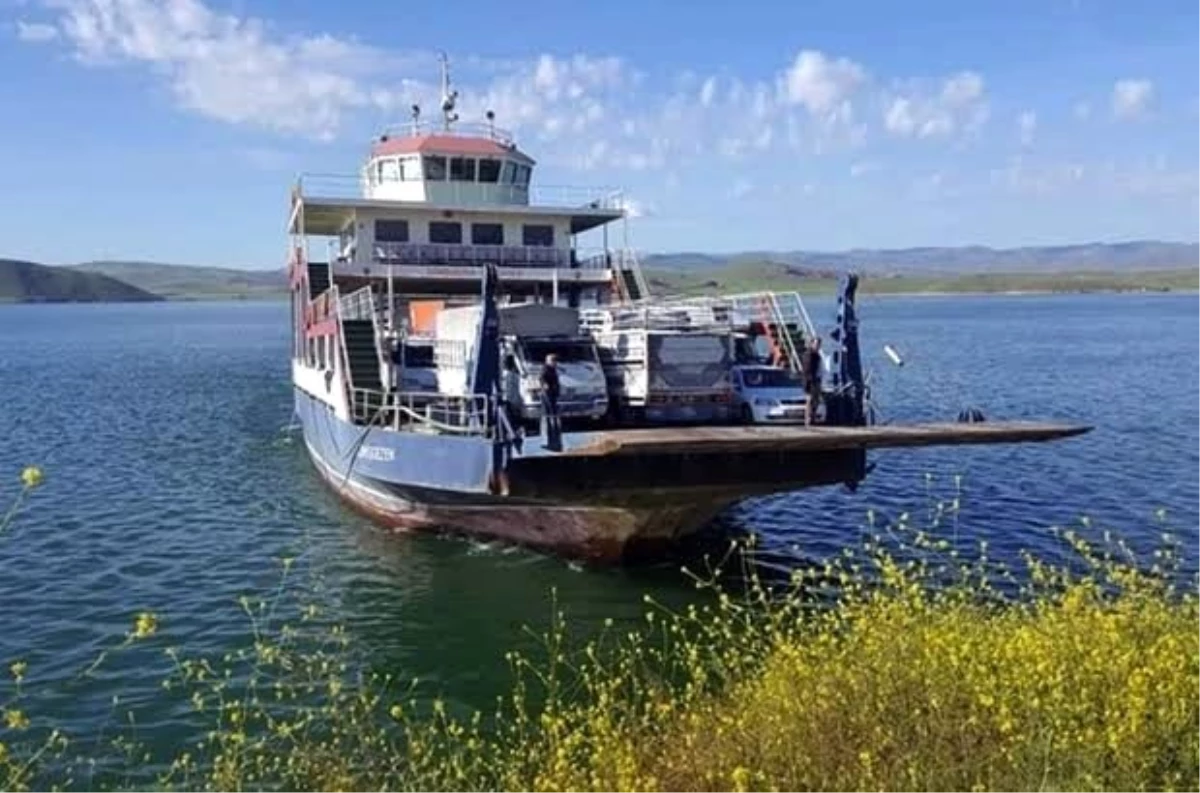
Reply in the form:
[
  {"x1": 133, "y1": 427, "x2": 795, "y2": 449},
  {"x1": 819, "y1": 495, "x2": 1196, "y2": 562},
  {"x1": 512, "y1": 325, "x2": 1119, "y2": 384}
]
[{"x1": 370, "y1": 133, "x2": 535, "y2": 163}]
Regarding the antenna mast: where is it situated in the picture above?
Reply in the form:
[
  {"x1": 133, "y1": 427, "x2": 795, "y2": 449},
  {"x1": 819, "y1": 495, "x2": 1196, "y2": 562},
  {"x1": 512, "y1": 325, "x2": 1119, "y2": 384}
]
[{"x1": 439, "y1": 52, "x2": 459, "y2": 131}]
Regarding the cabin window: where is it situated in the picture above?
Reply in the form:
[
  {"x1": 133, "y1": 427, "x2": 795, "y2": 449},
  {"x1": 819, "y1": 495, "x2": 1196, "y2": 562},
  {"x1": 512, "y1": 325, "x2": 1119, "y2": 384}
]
[
  {"x1": 515, "y1": 164, "x2": 532, "y2": 187},
  {"x1": 501, "y1": 161, "x2": 517, "y2": 184},
  {"x1": 478, "y1": 159, "x2": 501, "y2": 183},
  {"x1": 398, "y1": 156, "x2": 422, "y2": 181},
  {"x1": 423, "y1": 155, "x2": 447, "y2": 181},
  {"x1": 449, "y1": 157, "x2": 476, "y2": 182},
  {"x1": 471, "y1": 223, "x2": 504, "y2": 246},
  {"x1": 375, "y1": 219, "x2": 409, "y2": 243},
  {"x1": 429, "y1": 221, "x2": 463, "y2": 244},
  {"x1": 522, "y1": 224, "x2": 554, "y2": 247},
  {"x1": 378, "y1": 158, "x2": 400, "y2": 182}
]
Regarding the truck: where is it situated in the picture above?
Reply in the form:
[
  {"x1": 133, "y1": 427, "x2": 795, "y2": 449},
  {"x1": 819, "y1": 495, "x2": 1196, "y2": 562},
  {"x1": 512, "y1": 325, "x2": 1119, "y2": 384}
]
[
  {"x1": 590, "y1": 328, "x2": 735, "y2": 424},
  {"x1": 433, "y1": 302, "x2": 609, "y2": 424}
]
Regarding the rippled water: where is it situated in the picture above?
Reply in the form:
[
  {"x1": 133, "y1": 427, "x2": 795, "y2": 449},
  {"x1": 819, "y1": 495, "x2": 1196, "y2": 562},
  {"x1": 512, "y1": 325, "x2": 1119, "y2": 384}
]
[{"x1": 0, "y1": 294, "x2": 1196, "y2": 756}]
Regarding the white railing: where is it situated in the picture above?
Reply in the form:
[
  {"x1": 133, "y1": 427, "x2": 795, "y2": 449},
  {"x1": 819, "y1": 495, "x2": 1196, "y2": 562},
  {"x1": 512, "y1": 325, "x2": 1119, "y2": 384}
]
[
  {"x1": 295, "y1": 173, "x2": 626, "y2": 211},
  {"x1": 430, "y1": 339, "x2": 468, "y2": 368},
  {"x1": 349, "y1": 388, "x2": 493, "y2": 435},
  {"x1": 582, "y1": 291, "x2": 819, "y2": 342},
  {"x1": 337, "y1": 286, "x2": 376, "y2": 321},
  {"x1": 375, "y1": 121, "x2": 515, "y2": 147},
  {"x1": 369, "y1": 242, "x2": 619, "y2": 269}
]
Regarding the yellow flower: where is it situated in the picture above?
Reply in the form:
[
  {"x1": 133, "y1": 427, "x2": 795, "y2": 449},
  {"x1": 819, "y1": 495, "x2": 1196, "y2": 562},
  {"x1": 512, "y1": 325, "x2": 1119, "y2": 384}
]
[
  {"x1": 132, "y1": 612, "x2": 158, "y2": 639},
  {"x1": 4, "y1": 709, "x2": 29, "y2": 730},
  {"x1": 20, "y1": 466, "x2": 43, "y2": 489}
]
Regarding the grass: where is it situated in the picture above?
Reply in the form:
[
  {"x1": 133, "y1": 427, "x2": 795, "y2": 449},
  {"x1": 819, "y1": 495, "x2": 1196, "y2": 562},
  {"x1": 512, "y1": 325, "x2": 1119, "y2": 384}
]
[
  {"x1": 2, "y1": 468, "x2": 1197, "y2": 791},
  {"x1": 647, "y1": 264, "x2": 1200, "y2": 298}
]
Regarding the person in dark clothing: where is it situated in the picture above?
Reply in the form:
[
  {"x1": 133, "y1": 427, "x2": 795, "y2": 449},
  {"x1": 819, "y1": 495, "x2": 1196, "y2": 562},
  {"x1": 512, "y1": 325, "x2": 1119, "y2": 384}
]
[
  {"x1": 540, "y1": 353, "x2": 561, "y2": 416},
  {"x1": 802, "y1": 336, "x2": 823, "y2": 426}
]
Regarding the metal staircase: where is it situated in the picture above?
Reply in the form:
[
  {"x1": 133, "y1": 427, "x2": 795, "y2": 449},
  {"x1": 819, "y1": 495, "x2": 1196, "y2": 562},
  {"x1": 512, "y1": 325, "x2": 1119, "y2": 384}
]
[
  {"x1": 612, "y1": 249, "x2": 651, "y2": 304},
  {"x1": 307, "y1": 261, "x2": 331, "y2": 298}
]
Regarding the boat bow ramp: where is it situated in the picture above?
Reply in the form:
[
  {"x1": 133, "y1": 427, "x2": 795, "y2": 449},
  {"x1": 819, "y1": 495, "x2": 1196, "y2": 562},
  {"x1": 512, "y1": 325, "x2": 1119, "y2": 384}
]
[{"x1": 557, "y1": 420, "x2": 1092, "y2": 457}]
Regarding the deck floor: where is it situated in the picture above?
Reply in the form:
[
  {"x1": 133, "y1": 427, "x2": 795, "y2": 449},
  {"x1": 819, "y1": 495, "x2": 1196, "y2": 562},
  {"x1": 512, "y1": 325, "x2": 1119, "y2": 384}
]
[{"x1": 565, "y1": 420, "x2": 1092, "y2": 457}]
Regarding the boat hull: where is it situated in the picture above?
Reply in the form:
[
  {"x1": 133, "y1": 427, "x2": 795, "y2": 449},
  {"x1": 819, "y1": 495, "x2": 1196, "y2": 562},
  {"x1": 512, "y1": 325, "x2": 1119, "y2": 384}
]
[{"x1": 295, "y1": 388, "x2": 743, "y2": 561}]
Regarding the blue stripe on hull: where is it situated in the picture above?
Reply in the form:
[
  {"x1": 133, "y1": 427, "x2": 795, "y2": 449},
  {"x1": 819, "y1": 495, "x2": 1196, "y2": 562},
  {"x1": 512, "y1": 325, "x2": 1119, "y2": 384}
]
[{"x1": 294, "y1": 388, "x2": 494, "y2": 494}]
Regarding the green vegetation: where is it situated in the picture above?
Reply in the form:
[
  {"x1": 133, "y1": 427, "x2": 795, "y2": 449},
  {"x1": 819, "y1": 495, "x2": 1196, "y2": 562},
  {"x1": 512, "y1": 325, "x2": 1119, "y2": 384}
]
[
  {"x1": 0, "y1": 260, "x2": 161, "y2": 303},
  {"x1": 2, "y1": 469, "x2": 1196, "y2": 791},
  {"x1": 648, "y1": 262, "x2": 1200, "y2": 297},
  {"x1": 71, "y1": 261, "x2": 285, "y2": 301}
]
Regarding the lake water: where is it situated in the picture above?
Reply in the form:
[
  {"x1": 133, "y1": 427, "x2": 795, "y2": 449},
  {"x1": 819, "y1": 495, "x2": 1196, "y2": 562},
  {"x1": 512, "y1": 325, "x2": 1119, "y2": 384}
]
[{"x1": 0, "y1": 293, "x2": 1196, "y2": 767}]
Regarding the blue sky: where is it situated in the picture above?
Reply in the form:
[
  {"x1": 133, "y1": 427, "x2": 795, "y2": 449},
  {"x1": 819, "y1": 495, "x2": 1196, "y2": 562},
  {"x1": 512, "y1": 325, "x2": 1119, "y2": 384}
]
[{"x1": 2, "y1": 0, "x2": 1197, "y2": 268}]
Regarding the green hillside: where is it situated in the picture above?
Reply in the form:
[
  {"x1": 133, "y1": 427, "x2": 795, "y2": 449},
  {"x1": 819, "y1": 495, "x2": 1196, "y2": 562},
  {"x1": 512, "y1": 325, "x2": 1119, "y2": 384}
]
[
  {"x1": 72, "y1": 261, "x2": 286, "y2": 300},
  {"x1": 647, "y1": 262, "x2": 1200, "y2": 297},
  {"x1": 0, "y1": 259, "x2": 161, "y2": 303}
]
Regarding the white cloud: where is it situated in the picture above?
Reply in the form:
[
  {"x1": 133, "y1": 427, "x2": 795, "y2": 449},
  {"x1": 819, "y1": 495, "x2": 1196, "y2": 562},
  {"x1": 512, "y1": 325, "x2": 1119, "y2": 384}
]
[
  {"x1": 778, "y1": 50, "x2": 866, "y2": 120},
  {"x1": 883, "y1": 70, "x2": 989, "y2": 140},
  {"x1": 1073, "y1": 101, "x2": 1091, "y2": 120},
  {"x1": 19, "y1": 0, "x2": 1008, "y2": 174},
  {"x1": 1017, "y1": 110, "x2": 1036, "y2": 146},
  {"x1": 1112, "y1": 79, "x2": 1153, "y2": 120},
  {"x1": 16, "y1": 20, "x2": 58, "y2": 41},
  {"x1": 730, "y1": 179, "x2": 754, "y2": 199}
]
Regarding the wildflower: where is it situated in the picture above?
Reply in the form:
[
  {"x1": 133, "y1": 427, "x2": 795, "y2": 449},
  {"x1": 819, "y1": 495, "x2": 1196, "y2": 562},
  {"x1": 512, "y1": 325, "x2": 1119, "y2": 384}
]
[
  {"x1": 132, "y1": 612, "x2": 158, "y2": 639},
  {"x1": 19, "y1": 466, "x2": 43, "y2": 489},
  {"x1": 4, "y1": 709, "x2": 29, "y2": 730}
]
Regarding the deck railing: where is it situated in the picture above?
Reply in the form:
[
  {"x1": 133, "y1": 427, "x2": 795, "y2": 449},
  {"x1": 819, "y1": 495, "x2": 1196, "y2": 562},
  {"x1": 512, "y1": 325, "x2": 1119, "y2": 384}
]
[
  {"x1": 295, "y1": 173, "x2": 625, "y2": 211},
  {"x1": 349, "y1": 388, "x2": 493, "y2": 436},
  {"x1": 366, "y1": 242, "x2": 616, "y2": 269},
  {"x1": 374, "y1": 121, "x2": 515, "y2": 147},
  {"x1": 337, "y1": 286, "x2": 376, "y2": 320}
]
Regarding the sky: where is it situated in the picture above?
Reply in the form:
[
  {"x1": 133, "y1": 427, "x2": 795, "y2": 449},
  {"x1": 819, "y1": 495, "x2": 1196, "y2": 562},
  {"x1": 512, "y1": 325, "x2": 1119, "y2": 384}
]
[{"x1": 1, "y1": 0, "x2": 1197, "y2": 268}]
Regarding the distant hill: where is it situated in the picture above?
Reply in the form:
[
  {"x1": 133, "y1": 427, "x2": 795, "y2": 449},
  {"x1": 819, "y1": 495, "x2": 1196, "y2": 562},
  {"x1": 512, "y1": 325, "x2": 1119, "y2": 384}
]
[
  {"x1": 71, "y1": 261, "x2": 285, "y2": 300},
  {"x1": 645, "y1": 241, "x2": 1199, "y2": 275},
  {"x1": 0, "y1": 259, "x2": 161, "y2": 303}
]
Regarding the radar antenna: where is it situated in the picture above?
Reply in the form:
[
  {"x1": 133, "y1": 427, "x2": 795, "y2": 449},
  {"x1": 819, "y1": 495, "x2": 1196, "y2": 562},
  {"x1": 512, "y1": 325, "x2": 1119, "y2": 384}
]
[{"x1": 439, "y1": 52, "x2": 459, "y2": 131}]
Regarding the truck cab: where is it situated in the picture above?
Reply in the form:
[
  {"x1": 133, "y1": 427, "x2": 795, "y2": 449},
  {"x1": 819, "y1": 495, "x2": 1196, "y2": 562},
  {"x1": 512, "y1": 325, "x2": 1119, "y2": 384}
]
[{"x1": 505, "y1": 336, "x2": 608, "y2": 424}]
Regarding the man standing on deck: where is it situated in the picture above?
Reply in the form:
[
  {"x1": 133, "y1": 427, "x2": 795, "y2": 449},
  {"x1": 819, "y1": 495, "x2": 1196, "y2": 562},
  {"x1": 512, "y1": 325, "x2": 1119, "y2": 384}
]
[
  {"x1": 540, "y1": 353, "x2": 562, "y2": 448},
  {"x1": 802, "y1": 336, "x2": 823, "y2": 426}
]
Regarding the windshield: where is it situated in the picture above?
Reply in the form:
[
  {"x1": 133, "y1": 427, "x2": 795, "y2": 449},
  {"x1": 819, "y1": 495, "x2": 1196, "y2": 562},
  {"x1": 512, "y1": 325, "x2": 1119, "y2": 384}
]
[
  {"x1": 399, "y1": 344, "x2": 434, "y2": 368},
  {"x1": 521, "y1": 341, "x2": 597, "y2": 365},
  {"x1": 740, "y1": 368, "x2": 802, "y2": 388}
]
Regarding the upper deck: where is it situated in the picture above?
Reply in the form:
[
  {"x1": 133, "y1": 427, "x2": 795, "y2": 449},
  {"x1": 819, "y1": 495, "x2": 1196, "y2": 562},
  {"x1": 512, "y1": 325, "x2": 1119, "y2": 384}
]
[{"x1": 287, "y1": 54, "x2": 649, "y2": 304}]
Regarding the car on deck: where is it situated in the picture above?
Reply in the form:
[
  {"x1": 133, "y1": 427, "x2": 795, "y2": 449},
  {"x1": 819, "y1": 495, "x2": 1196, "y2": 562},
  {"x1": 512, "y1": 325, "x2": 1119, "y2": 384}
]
[{"x1": 731, "y1": 364, "x2": 809, "y2": 423}]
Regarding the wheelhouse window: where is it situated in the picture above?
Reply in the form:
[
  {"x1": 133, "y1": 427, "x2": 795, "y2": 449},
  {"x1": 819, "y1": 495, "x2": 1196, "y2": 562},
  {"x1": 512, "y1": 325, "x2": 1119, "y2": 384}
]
[
  {"x1": 514, "y1": 164, "x2": 532, "y2": 187},
  {"x1": 500, "y1": 161, "x2": 517, "y2": 184},
  {"x1": 423, "y1": 155, "x2": 447, "y2": 181},
  {"x1": 478, "y1": 159, "x2": 501, "y2": 183},
  {"x1": 429, "y1": 221, "x2": 462, "y2": 244},
  {"x1": 375, "y1": 219, "x2": 409, "y2": 243},
  {"x1": 449, "y1": 157, "x2": 476, "y2": 182},
  {"x1": 522, "y1": 224, "x2": 554, "y2": 247},
  {"x1": 377, "y1": 158, "x2": 399, "y2": 182},
  {"x1": 471, "y1": 223, "x2": 504, "y2": 246},
  {"x1": 398, "y1": 156, "x2": 422, "y2": 181}
]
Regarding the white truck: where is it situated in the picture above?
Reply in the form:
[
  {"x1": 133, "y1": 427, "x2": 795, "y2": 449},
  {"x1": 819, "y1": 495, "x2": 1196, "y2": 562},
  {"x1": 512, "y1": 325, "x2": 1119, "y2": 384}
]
[
  {"x1": 590, "y1": 329, "x2": 735, "y2": 424},
  {"x1": 433, "y1": 303, "x2": 609, "y2": 424}
]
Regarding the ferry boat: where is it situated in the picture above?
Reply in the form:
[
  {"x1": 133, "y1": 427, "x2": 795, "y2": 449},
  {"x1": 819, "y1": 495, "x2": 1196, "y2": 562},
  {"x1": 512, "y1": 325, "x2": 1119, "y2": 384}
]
[{"x1": 288, "y1": 56, "x2": 1090, "y2": 562}]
